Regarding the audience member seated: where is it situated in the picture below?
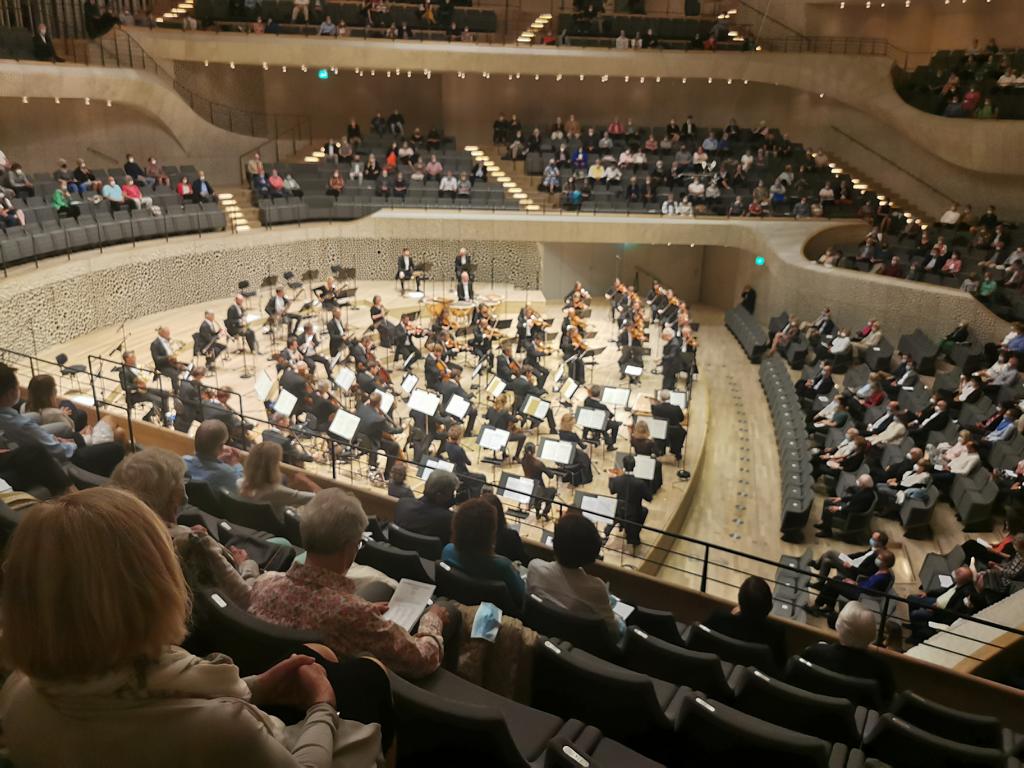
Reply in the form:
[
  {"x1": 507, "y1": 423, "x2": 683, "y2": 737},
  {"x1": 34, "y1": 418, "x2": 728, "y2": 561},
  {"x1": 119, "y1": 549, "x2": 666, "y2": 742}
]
[
  {"x1": 441, "y1": 497, "x2": 526, "y2": 608},
  {"x1": 238, "y1": 441, "x2": 320, "y2": 522},
  {"x1": 801, "y1": 601, "x2": 894, "y2": 701},
  {"x1": 111, "y1": 448, "x2": 259, "y2": 607},
  {"x1": 704, "y1": 576, "x2": 786, "y2": 667},
  {"x1": 183, "y1": 420, "x2": 244, "y2": 494},
  {"x1": 250, "y1": 488, "x2": 450, "y2": 679},
  {"x1": 393, "y1": 468, "x2": 458, "y2": 543},
  {"x1": 809, "y1": 550, "x2": 896, "y2": 623},
  {"x1": 0, "y1": 487, "x2": 386, "y2": 767},
  {"x1": 387, "y1": 461, "x2": 414, "y2": 499},
  {"x1": 907, "y1": 565, "x2": 983, "y2": 644},
  {"x1": 526, "y1": 513, "x2": 623, "y2": 642}
]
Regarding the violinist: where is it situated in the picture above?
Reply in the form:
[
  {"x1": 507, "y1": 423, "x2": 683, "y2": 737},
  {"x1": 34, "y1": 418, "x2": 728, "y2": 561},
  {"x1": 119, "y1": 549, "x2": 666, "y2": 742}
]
[
  {"x1": 395, "y1": 314, "x2": 424, "y2": 368},
  {"x1": 521, "y1": 442, "x2": 557, "y2": 520},
  {"x1": 563, "y1": 281, "x2": 591, "y2": 306},
  {"x1": 327, "y1": 307, "x2": 349, "y2": 357},
  {"x1": 355, "y1": 391, "x2": 402, "y2": 480},
  {"x1": 438, "y1": 330, "x2": 466, "y2": 363},
  {"x1": 680, "y1": 322, "x2": 699, "y2": 376},
  {"x1": 175, "y1": 366, "x2": 206, "y2": 433},
  {"x1": 604, "y1": 278, "x2": 628, "y2": 320},
  {"x1": 606, "y1": 454, "x2": 651, "y2": 555},
  {"x1": 496, "y1": 343, "x2": 519, "y2": 384},
  {"x1": 646, "y1": 281, "x2": 666, "y2": 310},
  {"x1": 583, "y1": 384, "x2": 620, "y2": 449},
  {"x1": 298, "y1": 321, "x2": 331, "y2": 376},
  {"x1": 485, "y1": 393, "x2": 526, "y2": 461},
  {"x1": 470, "y1": 317, "x2": 495, "y2": 367},
  {"x1": 356, "y1": 361, "x2": 391, "y2": 396},
  {"x1": 509, "y1": 369, "x2": 557, "y2": 433},
  {"x1": 516, "y1": 304, "x2": 534, "y2": 352},
  {"x1": 522, "y1": 332, "x2": 549, "y2": 387},
  {"x1": 431, "y1": 307, "x2": 453, "y2": 336},
  {"x1": 349, "y1": 334, "x2": 374, "y2": 371},
  {"x1": 651, "y1": 389, "x2": 687, "y2": 462},
  {"x1": 629, "y1": 419, "x2": 663, "y2": 493},
  {"x1": 424, "y1": 343, "x2": 446, "y2": 390},
  {"x1": 657, "y1": 289, "x2": 679, "y2": 326},
  {"x1": 369, "y1": 295, "x2": 386, "y2": 328},
  {"x1": 567, "y1": 326, "x2": 587, "y2": 385},
  {"x1": 618, "y1": 320, "x2": 644, "y2": 384}
]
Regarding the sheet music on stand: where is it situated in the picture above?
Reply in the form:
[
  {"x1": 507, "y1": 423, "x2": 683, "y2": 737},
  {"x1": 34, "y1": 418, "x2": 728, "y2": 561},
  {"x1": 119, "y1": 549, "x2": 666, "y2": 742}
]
[
  {"x1": 669, "y1": 391, "x2": 687, "y2": 408},
  {"x1": 478, "y1": 425, "x2": 510, "y2": 452},
  {"x1": 552, "y1": 364, "x2": 566, "y2": 387},
  {"x1": 418, "y1": 457, "x2": 455, "y2": 480},
  {"x1": 499, "y1": 473, "x2": 535, "y2": 506},
  {"x1": 254, "y1": 368, "x2": 275, "y2": 402},
  {"x1": 272, "y1": 389, "x2": 298, "y2": 416},
  {"x1": 374, "y1": 389, "x2": 395, "y2": 413},
  {"x1": 576, "y1": 407, "x2": 609, "y2": 431},
  {"x1": 539, "y1": 437, "x2": 575, "y2": 465},
  {"x1": 614, "y1": 452, "x2": 657, "y2": 482},
  {"x1": 573, "y1": 491, "x2": 617, "y2": 527},
  {"x1": 485, "y1": 376, "x2": 507, "y2": 397},
  {"x1": 408, "y1": 389, "x2": 441, "y2": 417},
  {"x1": 521, "y1": 395, "x2": 550, "y2": 420},
  {"x1": 559, "y1": 378, "x2": 580, "y2": 401},
  {"x1": 327, "y1": 409, "x2": 360, "y2": 441},
  {"x1": 600, "y1": 386, "x2": 630, "y2": 409},
  {"x1": 445, "y1": 393, "x2": 471, "y2": 420},
  {"x1": 471, "y1": 360, "x2": 485, "y2": 379},
  {"x1": 334, "y1": 366, "x2": 356, "y2": 391},
  {"x1": 623, "y1": 364, "x2": 643, "y2": 378},
  {"x1": 633, "y1": 416, "x2": 668, "y2": 440},
  {"x1": 400, "y1": 373, "x2": 419, "y2": 396}
]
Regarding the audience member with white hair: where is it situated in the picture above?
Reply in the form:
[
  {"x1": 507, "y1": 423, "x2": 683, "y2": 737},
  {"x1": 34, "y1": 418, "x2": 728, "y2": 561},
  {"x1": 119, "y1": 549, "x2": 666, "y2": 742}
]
[
  {"x1": 249, "y1": 488, "x2": 452, "y2": 679},
  {"x1": 800, "y1": 601, "x2": 894, "y2": 701}
]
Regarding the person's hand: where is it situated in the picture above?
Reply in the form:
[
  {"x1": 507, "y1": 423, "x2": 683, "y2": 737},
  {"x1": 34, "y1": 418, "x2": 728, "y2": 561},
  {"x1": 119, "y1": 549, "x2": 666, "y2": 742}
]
[
  {"x1": 371, "y1": 602, "x2": 389, "y2": 614},
  {"x1": 220, "y1": 446, "x2": 241, "y2": 465},
  {"x1": 887, "y1": 478, "x2": 898, "y2": 486},
  {"x1": 61, "y1": 406, "x2": 73, "y2": 417},
  {"x1": 190, "y1": 524, "x2": 208, "y2": 537},
  {"x1": 426, "y1": 603, "x2": 451, "y2": 629},
  {"x1": 229, "y1": 546, "x2": 249, "y2": 565},
  {"x1": 251, "y1": 654, "x2": 335, "y2": 710},
  {"x1": 842, "y1": 578, "x2": 855, "y2": 585}
]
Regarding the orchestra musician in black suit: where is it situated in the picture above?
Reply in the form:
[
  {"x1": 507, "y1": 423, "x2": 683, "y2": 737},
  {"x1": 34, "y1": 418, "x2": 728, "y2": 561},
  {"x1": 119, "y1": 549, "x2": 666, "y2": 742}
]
[
  {"x1": 196, "y1": 310, "x2": 226, "y2": 369},
  {"x1": 651, "y1": 389, "x2": 687, "y2": 461},
  {"x1": 226, "y1": 294, "x2": 258, "y2": 354},
  {"x1": 150, "y1": 326, "x2": 182, "y2": 394},
  {"x1": 607, "y1": 454, "x2": 652, "y2": 553},
  {"x1": 119, "y1": 350, "x2": 170, "y2": 424},
  {"x1": 660, "y1": 328, "x2": 683, "y2": 391},
  {"x1": 297, "y1": 322, "x2": 332, "y2": 376},
  {"x1": 264, "y1": 286, "x2": 291, "y2": 335},
  {"x1": 522, "y1": 334, "x2": 549, "y2": 387},
  {"x1": 454, "y1": 247, "x2": 471, "y2": 278},
  {"x1": 174, "y1": 367, "x2": 206, "y2": 433},
  {"x1": 395, "y1": 247, "x2": 421, "y2": 293},
  {"x1": 456, "y1": 271, "x2": 474, "y2": 302},
  {"x1": 326, "y1": 307, "x2": 349, "y2": 358},
  {"x1": 582, "y1": 385, "x2": 620, "y2": 449}
]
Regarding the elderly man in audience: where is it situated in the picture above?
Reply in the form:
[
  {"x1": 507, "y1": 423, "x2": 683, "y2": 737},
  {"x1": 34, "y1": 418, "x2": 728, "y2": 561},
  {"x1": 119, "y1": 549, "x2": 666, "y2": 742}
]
[
  {"x1": 183, "y1": 420, "x2": 244, "y2": 494},
  {"x1": 811, "y1": 530, "x2": 891, "y2": 590},
  {"x1": 811, "y1": 427, "x2": 863, "y2": 479},
  {"x1": 907, "y1": 566, "x2": 982, "y2": 644},
  {"x1": 394, "y1": 468, "x2": 458, "y2": 543},
  {"x1": 875, "y1": 457, "x2": 932, "y2": 517},
  {"x1": 801, "y1": 602, "x2": 894, "y2": 700},
  {"x1": 809, "y1": 549, "x2": 895, "y2": 622},
  {"x1": 930, "y1": 439, "x2": 981, "y2": 492},
  {"x1": 250, "y1": 488, "x2": 452, "y2": 678},
  {"x1": 815, "y1": 473, "x2": 876, "y2": 538},
  {"x1": 907, "y1": 398, "x2": 951, "y2": 447},
  {"x1": 110, "y1": 448, "x2": 259, "y2": 607},
  {"x1": 866, "y1": 411, "x2": 908, "y2": 449}
]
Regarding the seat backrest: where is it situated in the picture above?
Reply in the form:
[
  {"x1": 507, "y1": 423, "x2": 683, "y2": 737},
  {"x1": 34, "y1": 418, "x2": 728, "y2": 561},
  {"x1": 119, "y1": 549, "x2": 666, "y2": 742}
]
[
  {"x1": 624, "y1": 629, "x2": 733, "y2": 702},
  {"x1": 355, "y1": 540, "x2": 435, "y2": 583},
  {"x1": 531, "y1": 640, "x2": 669, "y2": 742},
  {"x1": 524, "y1": 593, "x2": 619, "y2": 659},
  {"x1": 730, "y1": 666, "x2": 861, "y2": 746},
  {"x1": 185, "y1": 480, "x2": 223, "y2": 515},
  {"x1": 220, "y1": 492, "x2": 290, "y2": 541},
  {"x1": 388, "y1": 523, "x2": 444, "y2": 560},
  {"x1": 627, "y1": 606, "x2": 686, "y2": 646},
  {"x1": 863, "y1": 713, "x2": 1006, "y2": 768},
  {"x1": 686, "y1": 624, "x2": 777, "y2": 674},
  {"x1": 388, "y1": 671, "x2": 529, "y2": 768},
  {"x1": 676, "y1": 695, "x2": 833, "y2": 768},
  {"x1": 784, "y1": 656, "x2": 883, "y2": 709},
  {"x1": 436, "y1": 561, "x2": 515, "y2": 613},
  {"x1": 187, "y1": 588, "x2": 323, "y2": 676},
  {"x1": 889, "y1": 690, "x2": 1004, "y2": 750}
]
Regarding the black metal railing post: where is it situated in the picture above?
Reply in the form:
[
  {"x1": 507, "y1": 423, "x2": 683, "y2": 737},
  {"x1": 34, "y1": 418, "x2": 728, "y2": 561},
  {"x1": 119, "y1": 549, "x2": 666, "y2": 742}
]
[{"x1": 699, "y1": 543, "x2": 710, "y2": 592}]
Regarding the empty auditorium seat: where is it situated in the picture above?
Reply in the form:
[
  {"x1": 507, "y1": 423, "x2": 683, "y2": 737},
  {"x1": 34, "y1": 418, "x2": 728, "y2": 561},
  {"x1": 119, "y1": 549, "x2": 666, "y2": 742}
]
[
  {"x1": 355, "y1": 539, "x2": 436, "y2": 583},
  {"x1": 623, "y1": 628, "x2": 735, "y2": 703},
  {"x1": 626, "y1": 606, "x2": 689, "y2": 646},
  {"x1": 784, "y1": 656, "x2": 885, "y2": 710},
  {"x1": 888, "y1": 690, "x2": 1019, "y2": 754},
  {"x1": 185, "y1": 480, "x2": 224, "y2": 515},
  {"x1": 685, "y1": 624, "x2": 778, "y2": 675},
  {"x1": 220, "y1": 492, "x2": 302, "y2": 545},
  {"x1": 387, "y1": 523, "x2": 444, "y2": 560},
  {"x1": 523, "y1": 593, "x2": 622, "y2": 659},
  {"x1": 862, "y1": 713, "x2": 1007, "y2": 768}
]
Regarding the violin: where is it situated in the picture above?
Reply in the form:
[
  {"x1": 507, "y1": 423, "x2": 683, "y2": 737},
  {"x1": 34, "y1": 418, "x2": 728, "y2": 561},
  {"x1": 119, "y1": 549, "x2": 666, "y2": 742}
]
[{"x1": 570, "y1": 327, "x2": 588, "y2": 351}]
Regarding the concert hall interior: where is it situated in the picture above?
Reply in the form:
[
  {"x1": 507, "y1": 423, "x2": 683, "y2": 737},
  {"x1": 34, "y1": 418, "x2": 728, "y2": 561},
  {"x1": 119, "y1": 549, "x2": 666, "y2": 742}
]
[{"x1": 1, "y1": 2, "x2": 1024, "y2": 766}]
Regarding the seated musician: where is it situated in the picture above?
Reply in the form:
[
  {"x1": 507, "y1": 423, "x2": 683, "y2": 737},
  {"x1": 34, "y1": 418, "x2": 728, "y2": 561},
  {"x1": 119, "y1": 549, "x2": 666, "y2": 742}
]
[
  {"x1": 456, "y1": 270, "x2": 474, "y2": 302},
  {"x1": 431, "y1": 307, "x2": 453, "y2": 336},
  {"x1": 443, "y1": 424, "x2": 486, "y2": 500},
  {"x1": 409, "y1": 404, "x2": 455, "y2": 463},
  {"x1": 563, "y1": 318, "x2": 587, "y2": 385},
  {"x1": 629, "y1": 419, "x2": 663, "y2": 493},
  {"x1": 583, "y1": 385, "x2": 620, "y2": 449},
  {"x1": 297, "y1": 321, "x2": 331, "y2": 376},
  {"x1": 454, "y1": 246, "x2": 471, "y2": 277},
  {"x1": 521, "y1": 442, "x2": 557, "y2": 520},
  {"x1": 395, "y1": 247, "x2": 421, "y2": 294},
  {"x1": 174, "y1": 366, "x2": 206, "y2": 433},
  {"x1": 509, "y1": 369, "x2": 557, "y2": 433},
  {"x1": 516, "y1": 304, "x2": 533, "y2": 352},
  {"x1": 522, "y1": 331, "x2": 549, "y2": 387},
  {"x1": 395, "y1": 314, "x2": 424, "y2": 368},
  {"x1": 277, "y1": 361, "x2": 311, "y2": 417},
  {"x1": 618, "y1": 318, "x2": 644, "y2": 384},
  {"x1": 486, "y1": 393, "x2": 526, "y2": 461},
  {"x1": 435, "y1": 363, "x2": 477, "y2": 437},
  {"x1": 150, "y1": 326, "x2": 182, "y2": 394},
  {"x1": 326, "y1": 307, "x2": 349, "y2": 358},
  {"x1": 356, "y1": 362, "x2": 391, "y2": 398},
  {"x1": 349, "y1": 334, "x2": 374, "y2": 371},
  {"x1": 496, "y1": 343, "x2": 519, "y2": 384},
  {"x1": 226, "y1": 294, "x2": 258, "y2": 355},
  {"x1": 470, "y1": 317, "x2": 495, "y2": 368},
  {"x1": 437, "y1": 331, "x2": 465, "y2": 366},
  {"x1": 369, "y1": 295, "x2": 386, "y2": 328},
  {"x1": 558, "y1": 413, "x2": 594, "y2": 486},
  {"x1": 264, "y1": 286, "x2": 290, "y2": 334},
  {"x1": 355, "y1": 391, "x2": 403, "y2": 481},
  {"x1": 651, "y1": 389, "x2": 687, "y2": 461},
  {"x1": 423, "y1": 343, "x2": 445, "y2": 391},
  {"x1": 305, "y1": 380, "x2": 339, "y2": 433},
  {"x1": 277, "y1": 337, "x2": 303, "y2": 372},
  {"x1": 315, "y1": 275, "x2": 340, "y2": 310},
  {"x1": 202, "y1": 387, "x2": 251, "y2": 450},
  {"x1": 263, "y1": 411, "x2": 314, "y2": 467},
  {"x1": 119, "y1": 350, "x2": 170, "y2": 424},
  {"x1": 563, "y1": 280, "x2": 591, "y2": 306},
  {"x1": 196, "y1": 310, "x2": 226, "y2": 370}
]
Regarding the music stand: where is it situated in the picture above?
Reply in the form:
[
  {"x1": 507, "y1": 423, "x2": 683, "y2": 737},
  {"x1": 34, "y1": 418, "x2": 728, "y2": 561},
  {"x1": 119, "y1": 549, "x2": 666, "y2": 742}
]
[
  {"x1": 417, "y1": 457, "x2": 455, "y2": 481},
  {"x1": 613, "y1": 452, "x2": 657, "y2": 482},
  {"x1": 498, "y1": 471, "x2": 534, "y2": 519},
  {"x1": 478, "y1": 425, "x2": 510, "y2": 468},
  {"x1": 582, "y1": 346, "x2": 605, "y2": 385},
  {"x1": 400, "y1": 373, "x2": 419, "y2": 396},
  {"x1": 408, "y1": 389, "x2": 441, "y2": 419},
  {"x1": 334, "y1": 366, "x2": 356, "y2": 393},
  {"x1": 572, "y1": 490, "x2": 617, "y2": 529},
  {"x1": 559, "y1": 377, "x2": 581, "y2": 406}
]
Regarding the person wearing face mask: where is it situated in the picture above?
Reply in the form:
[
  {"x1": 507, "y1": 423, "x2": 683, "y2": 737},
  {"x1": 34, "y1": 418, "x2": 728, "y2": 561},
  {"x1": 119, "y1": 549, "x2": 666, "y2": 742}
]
[
  {"x1": 930, "y1": 439, "x2": 981, "y2": 493},
  {"x1": 809, "y1": 530, "x2": 890, "y2": 591},
  {"x1": 907, "y1": 565, "x2": 981, "y2": 644},
  {"x1": 907, "y1": 398, "x2": 950, "y2": 448},
  {"x1": 874, "y1": 459, "x2": 932, "y2": 517},
  {"x1": 870, "y1": 446, "x2": 923, "y2": 484},
  {"x1": 816, "y1": 473, "x2": 877, "y2": 539},
  {"x1": 808, "y1": 549, "x2": 896, "y2": 621}
]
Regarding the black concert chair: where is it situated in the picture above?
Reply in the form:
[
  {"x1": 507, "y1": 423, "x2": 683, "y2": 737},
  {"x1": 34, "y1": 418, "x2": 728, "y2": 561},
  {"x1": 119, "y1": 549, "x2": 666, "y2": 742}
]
[
  {"x1": 675, "y1": 695, "x2": 856, "y2": 768},
  {"x1": 531, "y1": 639, "x2": 688, "y2": 763},
  {"x1": 545, "y1": 732, "x2": 667, "y2": 768},
  {"x1": 238, "y1": 279, "x2": 256, "y2": 300},
  {"x1": 623, "y1": 628, "x2": 735, "y2": 703},
  {"x1": 626, "y1": 606, "x2": 689, "y2": 647},
  {"x1": 862, "y1": 713, "x2": 1007, "y2": 768},
  {"x1": 185, "y1": 588, "x2": 324, "y2": 677},
  {"x1": 55, "y1": 352, "x2": 87, "y2": 390},
  {"x1": 523, "y1": 592, "x2": 622, "y2": 660},
  {"x1": 435, "y1": 561, "x2": 518, "y2": 614},
  {"x1": 888, "y1": 690, "x2": 1017, "y2": 754},
  {"x1": 784, "y1": 655, "x2": 885, "y2": 710},
  {"x1": 355, "y1": 540, "x2": 436, "y2": 584},
  {"x1": 282, "y1": 270, "x2": 303, "y2": 291},
  {"x1": 219, "y1": 492, "x2": 302, "y2": 546},
  {"x1": 387, "y1": 523, "x2": 444, "y2": 560},
  {"x1": 685, "y1": 624, "x2": 778, "y2": 676},
  {"x1": 728, "y1": 665, "x2": 867, "y2": 747},
  {"x1": 184, "y1": 480, "x2": 224, "y2": 515}
]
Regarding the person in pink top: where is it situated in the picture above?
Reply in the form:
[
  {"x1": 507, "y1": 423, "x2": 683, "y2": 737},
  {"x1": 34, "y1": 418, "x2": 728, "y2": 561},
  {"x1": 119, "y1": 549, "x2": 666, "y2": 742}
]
[
  {"x1": 267, "y1": 169, "x2": 287, "y2": 196},
  {"x1": 121, "y1": 176, "x2": 153, "y2": 210}
]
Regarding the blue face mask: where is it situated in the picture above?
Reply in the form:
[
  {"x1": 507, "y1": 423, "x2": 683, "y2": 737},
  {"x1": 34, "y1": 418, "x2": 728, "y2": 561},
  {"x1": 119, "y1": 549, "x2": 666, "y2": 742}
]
[{"x1": 471, "y1": 602, "x2": 504, "y2": 643}]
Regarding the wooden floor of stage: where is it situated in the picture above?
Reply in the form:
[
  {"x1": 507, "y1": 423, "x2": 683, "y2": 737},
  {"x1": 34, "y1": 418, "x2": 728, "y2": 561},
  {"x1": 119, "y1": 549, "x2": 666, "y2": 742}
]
[{"x1": 40, "y1": 286, "x2": 999, "y2": 613}]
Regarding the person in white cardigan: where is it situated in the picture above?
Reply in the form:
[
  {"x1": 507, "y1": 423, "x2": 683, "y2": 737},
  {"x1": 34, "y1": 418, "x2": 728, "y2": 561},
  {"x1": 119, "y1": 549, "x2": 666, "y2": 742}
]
[{"x1": 0, "y1": 487, "x2": 386, "y2": 768}]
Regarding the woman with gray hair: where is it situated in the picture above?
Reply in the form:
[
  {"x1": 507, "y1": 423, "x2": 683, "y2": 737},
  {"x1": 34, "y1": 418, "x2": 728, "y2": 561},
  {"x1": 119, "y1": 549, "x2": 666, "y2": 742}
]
[
  {"x1": 250, "y1": 488, "x2": 451, "y2": 679},
  {"x1": 110, "y1": 448, "x2": 259, "y2": 608}
]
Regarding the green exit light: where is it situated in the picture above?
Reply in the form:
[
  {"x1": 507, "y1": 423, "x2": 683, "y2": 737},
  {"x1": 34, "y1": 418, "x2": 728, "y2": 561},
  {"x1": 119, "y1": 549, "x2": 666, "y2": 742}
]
[{"x1": 755, "y1": 256, "x2": 766, "y2": 266}]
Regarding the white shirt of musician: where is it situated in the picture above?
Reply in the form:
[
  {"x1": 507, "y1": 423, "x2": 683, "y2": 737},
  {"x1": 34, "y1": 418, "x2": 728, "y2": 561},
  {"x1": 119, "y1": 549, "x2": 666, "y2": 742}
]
[
  {"x1": 301, "y1": 333, "x2": 318, "y2": 351},
  {"x1": 400, "y1": 256, "x2": 412, "y2": 270},
  {"x1": 274, "y1": 296, "x2": 286, "y2": 313},
  {"x1": 203, "y1": 319, "x2": 220, "y2": 333}
]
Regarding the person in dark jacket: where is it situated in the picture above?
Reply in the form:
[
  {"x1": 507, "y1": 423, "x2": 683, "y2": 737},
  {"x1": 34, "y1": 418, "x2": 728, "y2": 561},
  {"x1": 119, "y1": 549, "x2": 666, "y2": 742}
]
[
  {"x1": 801, "y1": 601, "x2": 894, "y2": 702},
  {"x1": 705, "y1": 576, "x2": 786, "y2": 669},
  {"x1": 394, "y1": 469, "x2": 458, "y2": 544}
]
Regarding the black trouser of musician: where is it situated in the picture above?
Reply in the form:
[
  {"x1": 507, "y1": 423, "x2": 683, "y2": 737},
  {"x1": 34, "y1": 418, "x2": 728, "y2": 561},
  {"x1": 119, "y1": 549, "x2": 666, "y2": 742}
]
[
  {"x1": 460, "y1": 404, "x2": 478, "y2": 437},
  {"x1": 398, "y1": 273, "x2": 423, "y2": 294},
  {"x1": 618, "y1": 345, "x2": 642, "y2": 379},
  {"x1": 397, "y1": 341, "x2": 421, "y2": 369},
  {"x1": 504, "y1": 430, "x2": 526, "y2": 461},
  {"x1": 532, "y1": 479, "x2": 557, "y2": 519},
  {"x1": 658, "y1": 425, "x2": 687, "y2": 461},
  {"x1": 204, "y1": 342, "x2": 226, "y2": 369},
  {"x1": 409, "y1": 428, "x2": 446, "y2": 464},
  {"x1": 156, "y1": 364, "x2": 181, "y2": 394},
  {"x1": 0, "y1": 444, "x2": 72, "y2": 496},
  {"x1": 365, "y1": 437, "x2": 400, "y2": 477},
  {"x1": 329, "y1": 335, "x2": 349, "y2": 358},
  {"x1": 304, "y1": 353, "x2": 332, "y2": 377},
  {"x1": 604, "y1": 505, "x2": 645, "y2": 546},
  {"x1": 455, "y1": 470, "x2": 487, "y2": 502},
  {"x1": 527, "y1": 362, "x2": 549, "y2": 388},
  {"x1": 661, "y1": 359, "x2": 679, "y2": 391},
  {"x1": 584, "y1": 419, "x2": 620, "y2": 450},
  {"x1": 567, "y1": 354, "x2": 586, "y2": 384},
  {"x1": 128, "y1": 388, "x2": 170, "y2": 422},
  {"x1": 233, "y1": 328, "x2": 258, "y2": 354}
]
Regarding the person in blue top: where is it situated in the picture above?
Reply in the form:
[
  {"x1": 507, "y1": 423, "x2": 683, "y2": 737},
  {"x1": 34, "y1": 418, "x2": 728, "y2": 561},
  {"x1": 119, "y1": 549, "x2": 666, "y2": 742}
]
[
  {"x1": 441, "y1": 498, "x2": 526, "y2": 610},
  {"x1": 183, "y1": 420, "x2": 243, "y2": 495},
  {"x1": 808, "y1": 549, "x2": 896, "y2": 625}
]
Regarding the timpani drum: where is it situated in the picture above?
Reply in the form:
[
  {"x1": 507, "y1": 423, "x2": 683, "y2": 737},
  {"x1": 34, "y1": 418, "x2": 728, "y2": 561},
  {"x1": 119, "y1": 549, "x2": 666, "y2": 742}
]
[
  {"x1": 427, "y1": 297, "x2": 451, "y2": 319},
  {"x1": 449, "y1": 301, "x2": 475, "y2": 328}
]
